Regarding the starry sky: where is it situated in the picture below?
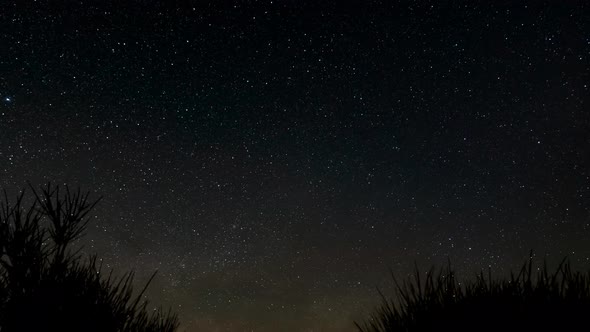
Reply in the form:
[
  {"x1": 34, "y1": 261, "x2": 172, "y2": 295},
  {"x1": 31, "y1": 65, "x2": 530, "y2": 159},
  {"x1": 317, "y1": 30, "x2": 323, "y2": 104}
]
[{"x1": 1, "y1": 1, "x2": 589, "y2": 331}]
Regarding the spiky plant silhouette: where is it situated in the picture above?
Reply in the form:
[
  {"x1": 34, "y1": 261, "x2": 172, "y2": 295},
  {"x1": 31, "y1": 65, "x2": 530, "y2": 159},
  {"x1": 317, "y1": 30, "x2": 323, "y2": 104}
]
[
  {"x1": 0, "y1": 184, "x2": 179, "y2": 332},
  {"x1": 356, "y1": 255, "x2": 590, "y2": 332}
]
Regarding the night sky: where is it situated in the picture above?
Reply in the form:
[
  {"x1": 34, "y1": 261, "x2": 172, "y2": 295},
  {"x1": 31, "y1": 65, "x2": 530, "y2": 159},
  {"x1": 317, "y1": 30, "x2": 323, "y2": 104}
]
[{"x1": 1, "y1": 1, "x2": 589, "y2": 331}]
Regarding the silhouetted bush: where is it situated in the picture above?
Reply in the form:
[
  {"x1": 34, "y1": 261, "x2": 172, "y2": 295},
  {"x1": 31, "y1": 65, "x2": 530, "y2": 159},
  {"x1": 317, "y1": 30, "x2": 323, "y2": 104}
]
[
  {"x1": 0, "y1": 184, "x2": 179, "y2": 332},
  {"x1": 356, "y1": 255, "x2": 590, "y2": 332}
]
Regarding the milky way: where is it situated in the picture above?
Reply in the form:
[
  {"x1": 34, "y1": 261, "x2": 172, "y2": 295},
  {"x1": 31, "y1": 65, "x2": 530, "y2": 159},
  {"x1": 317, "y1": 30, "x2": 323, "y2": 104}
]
[{"x1": 1, "y1": 1, "x2": 589, "y2": 331}]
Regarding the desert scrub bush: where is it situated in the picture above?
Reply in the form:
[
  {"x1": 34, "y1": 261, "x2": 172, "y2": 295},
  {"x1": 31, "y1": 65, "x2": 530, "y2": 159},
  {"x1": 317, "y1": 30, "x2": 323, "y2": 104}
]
[
  {"x1": 356, "y1": 255, "x2": 590, "y2": 332},
  {"x1": 0, "y1": 184, "x2": 179, "y2": 332}
]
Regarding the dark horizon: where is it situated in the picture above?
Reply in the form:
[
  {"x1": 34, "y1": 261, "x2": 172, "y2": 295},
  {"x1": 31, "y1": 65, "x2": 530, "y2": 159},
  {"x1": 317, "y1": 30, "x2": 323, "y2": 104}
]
[{"x1": 1, "y1": 1, "x2": 589, "y2": 331}]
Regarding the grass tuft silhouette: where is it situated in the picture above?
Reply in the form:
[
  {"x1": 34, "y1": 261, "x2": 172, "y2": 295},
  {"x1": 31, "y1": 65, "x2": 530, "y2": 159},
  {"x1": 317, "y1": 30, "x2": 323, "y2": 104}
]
[
  {"x1": 0, "y1": 183, "x2": 179, "y2": 332},
  {"x1": 356, "y1": 254, "x2": 590, "y2": 332}
]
